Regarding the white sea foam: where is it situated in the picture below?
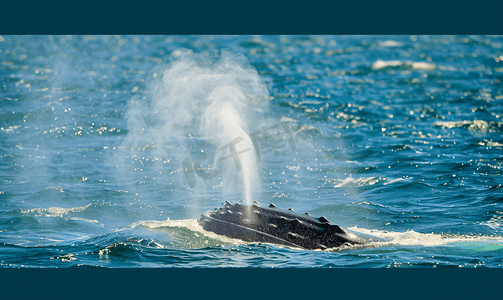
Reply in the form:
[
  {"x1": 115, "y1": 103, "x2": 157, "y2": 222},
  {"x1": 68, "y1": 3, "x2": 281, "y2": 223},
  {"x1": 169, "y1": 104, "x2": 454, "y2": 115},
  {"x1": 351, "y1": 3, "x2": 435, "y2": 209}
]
[
  {"x1": 377, "y1": 40, "x2": 403, "y2": 47},
  {"x1": 134, "y1": 218, "x2": 245, "y2": 245},
  {"x1": 1, "y1": 125, "x2": 21, "y2": 133},
  {"x1": 432, "y1": 120, "x2": 491, "y2": 132},
  {"x1": 321, "y1": 176, "x2": 383, "y2": 188},
  {"x1": 410, "y1": 62, "x2": 436, "y2": 70},
  {"x1": 21, "y1": 203, "x2": 92, "y2": 217},
  {"x1": 371, "y1": 59, "x2": 436, "y2": 71},
  {"x1": 348, "y1": 227, "x2": 503, "y2": 247},
  {"x1": 383, "y1": 178, "x2": 406, "y2": 185},
  {"x1": 481, "y1": 215, "x2": 503, "y2": 230},
  {"x1": 478, "y1": 139, "x2": 503, "y2": 147},
  {"x1": 372, "y1": 60, "x2": 403, "y2": 70},
  {"x1": 69, "y1": 217, "x2": 101, "y2": 224}
]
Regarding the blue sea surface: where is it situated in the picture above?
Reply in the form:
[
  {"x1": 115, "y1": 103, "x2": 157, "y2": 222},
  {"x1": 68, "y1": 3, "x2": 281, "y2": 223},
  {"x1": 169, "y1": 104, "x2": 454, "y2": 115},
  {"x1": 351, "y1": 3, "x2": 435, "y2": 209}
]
[{"x1": 1, "y1": 35, "x2": 502, "y2": 268}]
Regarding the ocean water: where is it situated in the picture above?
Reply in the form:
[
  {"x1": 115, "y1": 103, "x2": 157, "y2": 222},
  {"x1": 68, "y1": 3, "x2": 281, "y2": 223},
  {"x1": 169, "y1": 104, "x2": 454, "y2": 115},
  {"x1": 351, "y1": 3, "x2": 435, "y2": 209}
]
[{"x1": 1, "y1": 35, "x2": 502, "y2": 268}]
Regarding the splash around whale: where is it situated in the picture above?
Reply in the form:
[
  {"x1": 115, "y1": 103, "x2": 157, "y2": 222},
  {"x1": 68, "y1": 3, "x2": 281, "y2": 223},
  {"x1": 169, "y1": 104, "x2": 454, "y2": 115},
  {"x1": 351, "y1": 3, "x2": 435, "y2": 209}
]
[{"x1": 198, "y1": 201, "x2": 384, "y2": 250}]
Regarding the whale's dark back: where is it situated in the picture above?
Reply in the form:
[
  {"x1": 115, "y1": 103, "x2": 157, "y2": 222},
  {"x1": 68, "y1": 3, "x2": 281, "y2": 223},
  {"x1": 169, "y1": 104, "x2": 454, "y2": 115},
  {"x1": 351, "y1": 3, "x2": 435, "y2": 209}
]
[{"x1": 198, "y1": 202, "x2": 381, "y2": 250}]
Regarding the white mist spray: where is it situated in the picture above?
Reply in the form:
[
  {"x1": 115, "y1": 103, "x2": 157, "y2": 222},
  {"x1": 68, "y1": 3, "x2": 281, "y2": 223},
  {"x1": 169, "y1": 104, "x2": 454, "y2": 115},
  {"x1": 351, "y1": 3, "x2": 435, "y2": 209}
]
[{"x1": 116, "y1": 49, "x2": 269, "y2": 208}]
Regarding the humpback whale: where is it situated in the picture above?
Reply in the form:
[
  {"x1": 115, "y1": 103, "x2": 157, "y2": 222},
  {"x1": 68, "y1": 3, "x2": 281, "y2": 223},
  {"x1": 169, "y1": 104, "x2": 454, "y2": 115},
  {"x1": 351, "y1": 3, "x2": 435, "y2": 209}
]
[{"x1": 198, "y1": 201, "x2": 383, "y2": 250}]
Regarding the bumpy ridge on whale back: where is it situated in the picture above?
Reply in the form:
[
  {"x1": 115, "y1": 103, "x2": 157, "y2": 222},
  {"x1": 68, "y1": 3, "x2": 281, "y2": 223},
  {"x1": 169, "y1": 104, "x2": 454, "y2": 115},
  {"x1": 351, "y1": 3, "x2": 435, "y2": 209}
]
[{"x1": 198, "y1": 201, "x2": 379, "y2": 250}]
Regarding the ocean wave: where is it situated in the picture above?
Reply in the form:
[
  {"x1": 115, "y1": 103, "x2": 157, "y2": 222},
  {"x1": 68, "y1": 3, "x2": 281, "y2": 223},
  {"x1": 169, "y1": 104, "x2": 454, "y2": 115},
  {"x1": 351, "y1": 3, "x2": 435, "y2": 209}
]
[
  {"x1": 132, "y1": 219, "x2": 245, "y2": 246},
  {"x1": 349, "y1": 227, "x2": 503, "y2": 248},
  {"x1": 371, "y1": 59, "x2": 436, "y2": 70},
  {"x1": 432, "y1": 120, "x2": 502, "y2": 132},
  {"x1": 481, "y1": 214, "x2": 503, "y2": 230},
  {"x1": 20, "y1": 203, "x2": 92, "y2": 218},
  {"x1": 319, "y1": 176, "x2": 398, "y2": 188}
]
